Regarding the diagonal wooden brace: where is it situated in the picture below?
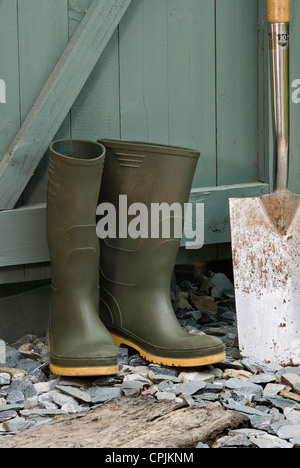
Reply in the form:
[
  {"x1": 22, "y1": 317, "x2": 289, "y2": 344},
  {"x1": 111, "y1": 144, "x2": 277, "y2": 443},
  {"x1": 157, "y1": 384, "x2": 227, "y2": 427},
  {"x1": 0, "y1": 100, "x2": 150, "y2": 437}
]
[{"x1": 0, "y1": 0, "x2": 132, "y2": 210}]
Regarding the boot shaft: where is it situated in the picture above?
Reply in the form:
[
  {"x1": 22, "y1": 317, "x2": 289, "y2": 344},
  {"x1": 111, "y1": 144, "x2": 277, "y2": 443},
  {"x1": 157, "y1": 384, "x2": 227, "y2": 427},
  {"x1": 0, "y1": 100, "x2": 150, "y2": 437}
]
[
  {"x1": 97, "y1": 140, "x2": 200, "y2": 287},
  {"x1": 47, "y1": 140, "x2": 105, "y2": 286},
  {"x1": 47, "y1": 139, "x2": 105, "y2": 241}
]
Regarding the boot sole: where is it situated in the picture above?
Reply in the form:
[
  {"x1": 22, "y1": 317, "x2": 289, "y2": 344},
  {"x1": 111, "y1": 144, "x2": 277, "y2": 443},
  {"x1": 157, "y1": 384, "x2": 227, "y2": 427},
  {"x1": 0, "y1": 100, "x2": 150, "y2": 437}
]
[
  {"x1": 48, "y1": 340, "x2": 119, "y2": 377},
  {"x1": 112, "y1": 334, "x2": 226, "y2": 367},
  {"x1": 49, "y1": 363, "x2": 119, "y2": 377}
]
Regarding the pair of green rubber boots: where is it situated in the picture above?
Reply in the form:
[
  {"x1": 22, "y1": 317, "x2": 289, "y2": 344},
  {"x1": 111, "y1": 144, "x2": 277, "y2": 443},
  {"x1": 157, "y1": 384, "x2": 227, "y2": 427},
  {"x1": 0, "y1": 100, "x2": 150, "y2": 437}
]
[{"x1": 47, "y1": 139, "x2": 225, "y2": 377}]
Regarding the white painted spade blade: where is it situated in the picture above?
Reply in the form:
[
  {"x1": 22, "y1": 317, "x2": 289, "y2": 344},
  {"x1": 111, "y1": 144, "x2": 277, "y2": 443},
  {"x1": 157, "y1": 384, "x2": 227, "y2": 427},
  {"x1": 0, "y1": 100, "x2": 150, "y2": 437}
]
[{"x1": 230, "y1": 193, "x2": 300, "y2": 365}]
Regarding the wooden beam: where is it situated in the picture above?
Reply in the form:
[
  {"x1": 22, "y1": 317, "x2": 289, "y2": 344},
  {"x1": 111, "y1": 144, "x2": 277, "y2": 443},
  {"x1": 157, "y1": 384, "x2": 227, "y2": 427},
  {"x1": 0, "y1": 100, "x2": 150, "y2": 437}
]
[
  {"x1": 181, "y1": 182, "x2": 269, "y2": 247},
  {"x1": 0, "y1": 183, "x2": 269, "y2": 268},
  {"x1": 0, "y1": 204, "x2": 48, "y2": 266},
  {"x1": 0, "y1": 0, "x2": 132, "y2": 210}
]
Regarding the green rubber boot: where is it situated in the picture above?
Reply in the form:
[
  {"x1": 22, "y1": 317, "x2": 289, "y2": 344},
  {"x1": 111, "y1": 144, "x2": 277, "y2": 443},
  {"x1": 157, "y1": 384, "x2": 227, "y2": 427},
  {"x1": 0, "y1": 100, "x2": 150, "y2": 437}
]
[
  {"x1": 97, "y1": 140, "x2": 226, "y2": 367},
  {"x1": 47, "y1": 139, "x2": 119, "y2": 377}
]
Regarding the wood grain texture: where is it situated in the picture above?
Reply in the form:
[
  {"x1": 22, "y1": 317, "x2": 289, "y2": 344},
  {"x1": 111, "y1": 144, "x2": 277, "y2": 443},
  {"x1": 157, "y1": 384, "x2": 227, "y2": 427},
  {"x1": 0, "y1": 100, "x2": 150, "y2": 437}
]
[
  {"x1": 267, "y1": 0, "x2": 290, "y2": 23},
  {"x1": 0, "y1": 396, "x2": 249, "y2": 448},
  {"x1": 216, "y1": 0, "x2": 260, "y2": 186},
  {"x1": 0, "y1": 204, "x2": 49, "y2": 267},
  {"x1": 0, "y1": 183, "x2": 269, "y2": 268},
  {"x1": 119, "y1": 0, "x2": 216, "y2": 188}
]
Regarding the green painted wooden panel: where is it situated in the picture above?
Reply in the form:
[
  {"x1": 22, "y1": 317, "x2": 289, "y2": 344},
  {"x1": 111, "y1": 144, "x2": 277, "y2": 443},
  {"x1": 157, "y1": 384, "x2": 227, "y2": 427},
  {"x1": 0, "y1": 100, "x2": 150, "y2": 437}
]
[
  {"x1": 19, "y1": 0, "x2": 70, "y2": 205},
  {"x1": 0, "y1": 0, "x2": 133, "y2": 210},
  {"x1": 0, "y1": 0, "x2": 19, "y2": 158},
  {"x1": 17, "y1": 0, "x2": 69, "y2": 124},
  {"x1": 119, "y1": 0, "x2": 216, "y2": 188},
  {"x1": 0, "y1": 0, "x2": 289, "y2": 276},
  {"x1": 216, "y1": 0, "x2": 260, "y2": 186},
  {"x1": 71, "y1": 0, "x2": 120, "y2": 142},
  {"x1": 0, "y1": 182, "x2": 268, "y2": 268}
]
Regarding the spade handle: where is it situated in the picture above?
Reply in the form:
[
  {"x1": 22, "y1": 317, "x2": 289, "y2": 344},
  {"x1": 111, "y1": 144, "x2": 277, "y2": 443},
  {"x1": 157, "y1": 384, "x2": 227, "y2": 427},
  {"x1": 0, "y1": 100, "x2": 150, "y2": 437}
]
[
  {"x1": 267, "y1": 0, "x2": 290, "y2": 24},
  {"x1": 268, "y1": 0, "x2": 290, "y2": 192}
]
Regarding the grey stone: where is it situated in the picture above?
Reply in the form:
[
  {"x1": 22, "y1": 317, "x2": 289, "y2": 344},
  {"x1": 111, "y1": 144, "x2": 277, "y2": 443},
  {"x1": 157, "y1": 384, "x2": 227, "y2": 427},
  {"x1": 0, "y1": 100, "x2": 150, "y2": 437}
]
[
  {"x1": 148, "y1": 365, "x2": 179, "y2": 377},
  {"x1": 6, "y1": 390, "x2": 25, "y2": 406},
  {"x1": 196, "y1": 442, "x2": 210, "y2": 448},
  {"x1": 3, "y1": 417, "x2": 35, "y2": 433},
  {"x1": 148, "y1": 370, "x2": 181, "y2": 384},
  {"x1": 123, "y1": 374, "x2": 151, "y2": 385},
  {"x1": 178, "y1": 371, "x2": 215, "y2": 384},
  {"x1": 229, "y1": 428, "x2": 266, "y2": 438},
  {"x1": 269, "y1": 420, "x2": 292, "y2": 437},
  {"x1": 198, "y1": 382, "x2": 225, "y2": 394},
  {"x1": 156, "y1": 392, "x2": 176, "y2": 401},
  {"x1": 223, "y1": 401, "x2": 268, "y2": 417},
  {"x1": 263, "y1": 383, "x2": 285, "y2": 398},
  {"x1": 173, "y1": 381, "x2": 206, "y2": 396},
  {"x1": 0, "y1": 410, "x2": 17, "y2": 423},
  {"x1": 249, "y1": 373, "x2": 276, "y2": 384},
  {"x1": 263, "y1": 396, "x2": 300, "y2": 411},
  {"x1": 290, "y1": 436, "x2": 300, "y2": 446},
  {"x1": 250, "y1": 434, "x2": 293, "y2": 449},
  {"x1": 92, "y1": 376, "x2": 121, "y2": 386},
  {"x1": 37, "y1": 393, "x2": 58, "y2": 410},
  {"x1": 241, "y1": 357, "x2": 276, "y2": 374},
  {"x1": 128, "y1": 354, "x2": 148, "y2": 367},
  {"x1": 277, "y1": 367, "x2": 300, "y2": 379},
  {"x1": 55, "y1": 385, "x2": 92, "y2": 403},
  {"x1": 60, "y1": 401, "x2": 84, "y2": 414},
  {"x1": 225, "y1": 378, "x2": 262, "y2": 394},
  {"x1": 216, "y1": 434, "x2": 253, "y2": 448},
  {"x1": 215, "y1": 358, "x2": 243, "y2": 370},
  {"x1": 294, "y1": 382, "x2": 300, "y2": 395},
  {"x1": 0, "y1": 341, "x2": 5, "y2": 364},
  {"x1": 248, "y1": 414, "x2": 273, "y2": 431},
  {"x1": 20, "y1": 408, "x2": 67, "y2": 418},
  {"x1": 121, "y1": 381, "x2": 143, "y2": 396},
  {"x1": 17, "y1": 359, "x2": 42, "y2": 374},
  {"x1": 118, "y1": 348, "x2": 129, "y2": 365},
  {"x1": 230, "y1": 388, "x2": 259, "y2": 405},
  {"x1": 0, "y1": 404, "x2": 24, "y2": 412},
  {"x1": 284, "y1": 407, "x2": 300, "y2": 425},
  {"x1": 33, "y1": 382, "x2": 52, "y2": 395},
  {"x1": 0, "y1": 374, "x2": 11, "y2": 386},
  {"x1": 281, "y1": 373, "x2": 300, "y2": 390},
  {"x1": 277, "y1": 425, "x2": 300, "y2": 440},
  {"x1": 24, "y1": 383, "x2": 38, "y2": 400},
  {"x1": 194, "y1": 393, "x2": 220, "y2": 402},
  {"x1": 88, "y1": 386, "x2": 122, "y2": 404},
  {"x1": 50, "y1": 390, "x2": 76, "y2": 407}
]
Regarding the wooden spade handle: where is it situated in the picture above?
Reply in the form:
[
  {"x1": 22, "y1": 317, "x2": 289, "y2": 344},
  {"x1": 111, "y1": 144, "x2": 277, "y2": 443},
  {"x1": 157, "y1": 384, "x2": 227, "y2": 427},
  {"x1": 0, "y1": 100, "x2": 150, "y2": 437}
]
[{"x1": 267, "y1": 0, "x2": 290, "y2": 23}]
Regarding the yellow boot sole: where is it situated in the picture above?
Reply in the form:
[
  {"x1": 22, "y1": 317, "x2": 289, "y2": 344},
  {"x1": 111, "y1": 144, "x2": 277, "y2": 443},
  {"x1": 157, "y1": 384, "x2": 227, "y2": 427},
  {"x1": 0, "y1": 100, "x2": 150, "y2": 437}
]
[{"x1": 112, "y1": 334, "x2": 226, "y2": 367}]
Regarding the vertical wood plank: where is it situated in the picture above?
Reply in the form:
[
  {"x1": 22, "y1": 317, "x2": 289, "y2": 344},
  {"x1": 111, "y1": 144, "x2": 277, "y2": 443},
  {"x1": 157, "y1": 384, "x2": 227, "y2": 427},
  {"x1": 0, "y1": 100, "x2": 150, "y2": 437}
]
[
  {"x1": 166, "y1": 0, "x2": 216, "y2": 188},
  {"x1": 17, "y1": 0, "x2": 69, "y2": 123},
  {"x1": 18, "y1": 0, "x2": 69, "y2": 205},
  {"x1": 119, "y1": 0, "x2": 170, "y2": 142},
  {"x1": 119, "y1": 0, "x2": 216, "y2": 188},
  {"x1": 0, "y1": 0, "x2": 20, "y2": 160},
  {"x1": 70, "y1": 0, "x2": 120, "y2": 141},
  {"x1": 216, "y1": 0, "x2": 259, "y2": 186}
]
